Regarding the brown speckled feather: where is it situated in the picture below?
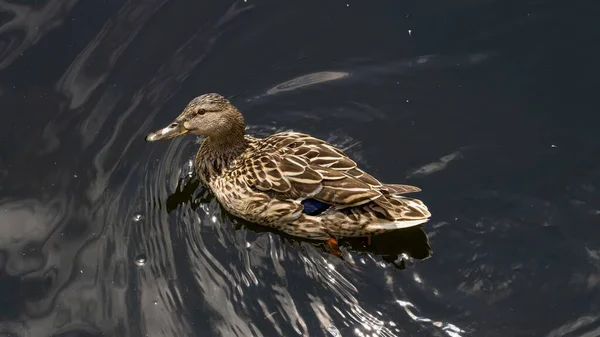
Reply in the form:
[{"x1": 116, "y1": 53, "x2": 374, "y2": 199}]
[{"x1": 244, "y1": 132, "x2": 381, "y2": 205}]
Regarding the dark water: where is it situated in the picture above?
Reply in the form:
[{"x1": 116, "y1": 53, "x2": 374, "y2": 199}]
[{"x1": 1, "y1": 0, "x2": 599, "y2": 336}]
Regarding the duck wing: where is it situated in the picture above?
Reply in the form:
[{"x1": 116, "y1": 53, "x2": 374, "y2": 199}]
[{"x1": 244, "y1": 132, "x2": 387, "y2": 207}]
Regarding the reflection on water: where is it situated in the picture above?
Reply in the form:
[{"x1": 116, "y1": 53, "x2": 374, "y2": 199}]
[
  {"x1": 265, "y1": 71, "x2": 349, "y2": 96},
  {"x1": 0, "y1": 0, "x2": 78, "y2": 70}
]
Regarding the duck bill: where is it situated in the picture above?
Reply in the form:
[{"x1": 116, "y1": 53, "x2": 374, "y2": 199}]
[{"x1": 145, "y1": 122, "x2": 188, "y2": 142}]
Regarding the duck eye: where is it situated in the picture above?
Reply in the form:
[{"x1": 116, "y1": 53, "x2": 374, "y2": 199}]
[{"x1": 197, "y1": 108, "x2": 206, "y2": 115}]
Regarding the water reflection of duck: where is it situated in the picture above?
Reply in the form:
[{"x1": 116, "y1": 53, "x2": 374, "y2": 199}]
[{"x1": 146, "y1": 93, "x2": 431, "y2": 254}]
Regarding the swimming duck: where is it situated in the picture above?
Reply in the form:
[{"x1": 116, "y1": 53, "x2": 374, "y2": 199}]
[{"x1": 145, "y1": 93, "x2": 431, "y2": 244}]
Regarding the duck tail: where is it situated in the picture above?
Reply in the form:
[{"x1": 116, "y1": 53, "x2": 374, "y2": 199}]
[
  {"x1": 382, "y1": 184, "x2": 422, "y2": 194},
  {"x1": 365, "y1": 217, "x2": 430, "y2": 230},
  {"x1": 365, "y1": 195, "x2": 431, "y2": 230}
]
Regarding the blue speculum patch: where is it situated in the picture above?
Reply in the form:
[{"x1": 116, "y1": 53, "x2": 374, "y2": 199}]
[{"x1": 301, "y1": 199, "x2": 331, "y2": 215}]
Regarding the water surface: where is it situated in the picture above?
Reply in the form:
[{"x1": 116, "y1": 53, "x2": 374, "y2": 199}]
[{"x1": 1, "y1": 0, "x2": 599, "y2": 336}]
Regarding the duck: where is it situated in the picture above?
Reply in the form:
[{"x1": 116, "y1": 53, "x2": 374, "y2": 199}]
[{"x1": 145, "y1": 93, "x2": 431, "y2": 248}]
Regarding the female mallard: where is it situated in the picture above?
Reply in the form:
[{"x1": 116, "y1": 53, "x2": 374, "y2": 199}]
[{"x1": 145, "y1": 93, "x2": 431, "y2": 243}]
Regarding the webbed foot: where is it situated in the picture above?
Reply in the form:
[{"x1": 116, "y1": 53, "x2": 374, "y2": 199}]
[{"x1": 326, "y1": 237, "x2": 343, "y2": 257}]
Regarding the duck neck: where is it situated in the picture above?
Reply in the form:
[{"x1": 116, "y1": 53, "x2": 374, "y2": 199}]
[
  {"x1": 205, "y1": 129, "x2": 247, "y2": 158},
  {"x1": 196, "y1": 127, "x2": 247, "y2": 181}
]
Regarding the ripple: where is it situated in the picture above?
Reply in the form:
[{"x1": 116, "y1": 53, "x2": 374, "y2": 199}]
[
  {"x1": 0, "y1": 0, "x2": 78, "y2": 70},
  {"x1": 265, "y1": 71, "x2": 349, "y2": 95}
]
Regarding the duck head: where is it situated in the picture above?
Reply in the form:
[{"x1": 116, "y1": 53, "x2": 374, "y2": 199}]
[{"x1": 145, "y1": 93, "x2": 245, "y2": 142}]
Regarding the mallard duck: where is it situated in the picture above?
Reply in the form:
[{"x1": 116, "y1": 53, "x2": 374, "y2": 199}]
[{"x1": 145, "y1": 93, "x2": 431, "y2": 242}]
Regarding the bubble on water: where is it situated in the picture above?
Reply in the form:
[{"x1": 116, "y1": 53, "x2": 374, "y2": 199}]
[
  {"x1": 132, "y1": 213, "x2": 143, "y2": 222},
  {"x1": 135, "y1": 254, "x2": 147, "y2": 267},
  {"x1": 184, "y1": 159, "x2": 194, "y2": 176},
  {"x1": 327, "y1": 325, "x2": 340, "y2": 336}
]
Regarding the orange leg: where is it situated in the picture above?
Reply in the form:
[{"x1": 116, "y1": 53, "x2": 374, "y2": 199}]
[
  {"x1": 327, "y1": 237, "x2": 343, "y2": 257},
  {"x1": 366, "y1": 235, "x2": 372, "y2": 246}
]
